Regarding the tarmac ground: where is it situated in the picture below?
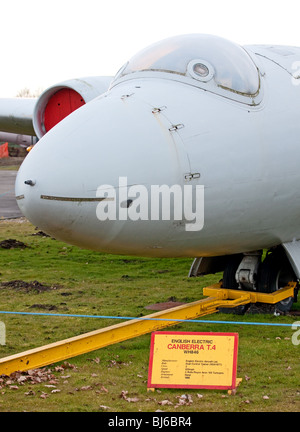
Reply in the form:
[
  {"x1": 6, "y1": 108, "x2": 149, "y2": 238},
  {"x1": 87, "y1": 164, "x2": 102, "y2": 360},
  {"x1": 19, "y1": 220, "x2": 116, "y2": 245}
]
[{"x1": 0, "y1": 169, "x2": 23, "y2": 219}]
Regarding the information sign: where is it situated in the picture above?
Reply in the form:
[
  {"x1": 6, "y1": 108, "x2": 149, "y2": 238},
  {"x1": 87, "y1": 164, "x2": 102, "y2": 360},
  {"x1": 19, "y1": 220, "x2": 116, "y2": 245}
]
[{"x1": 148, "y1": 331, "x2": 239, "y2": 390}]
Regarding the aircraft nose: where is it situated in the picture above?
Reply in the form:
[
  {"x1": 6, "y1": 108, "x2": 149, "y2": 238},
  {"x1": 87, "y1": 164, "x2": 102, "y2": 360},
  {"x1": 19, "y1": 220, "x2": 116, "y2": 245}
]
[{"x1": 15, "y1": 89, "x2": 188, "y2": 251}]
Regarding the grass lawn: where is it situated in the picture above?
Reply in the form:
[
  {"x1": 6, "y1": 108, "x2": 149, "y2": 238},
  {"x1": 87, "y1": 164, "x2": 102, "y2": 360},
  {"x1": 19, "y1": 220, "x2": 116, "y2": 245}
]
[{"x1": 0, "y1": 219, "x2": 299, "y2": 412}]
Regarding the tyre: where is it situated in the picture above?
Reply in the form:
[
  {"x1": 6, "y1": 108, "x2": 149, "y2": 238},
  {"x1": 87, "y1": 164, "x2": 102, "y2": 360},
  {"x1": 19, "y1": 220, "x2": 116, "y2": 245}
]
[
  {"x1": 222, "y1": 254, "x2": 249, "y2": 314},
  {"x1": 222, "y1": 254, "x2": 243, "y2": 289},
  {"x1": 258, "y1": 249, "x2": 295, "y2": 313}
]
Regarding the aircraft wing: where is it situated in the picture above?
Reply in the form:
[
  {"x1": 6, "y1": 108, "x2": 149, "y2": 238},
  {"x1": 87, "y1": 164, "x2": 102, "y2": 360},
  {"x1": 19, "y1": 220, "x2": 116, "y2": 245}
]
[{"x1": 0, "y1": 98, "x2": 36, "y2": 136}]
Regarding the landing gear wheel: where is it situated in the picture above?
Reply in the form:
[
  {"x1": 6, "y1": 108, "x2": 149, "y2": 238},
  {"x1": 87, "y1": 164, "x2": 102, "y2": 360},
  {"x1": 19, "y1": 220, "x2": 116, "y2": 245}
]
[
  {"x1": 222, "y1": 254, "x2": 243, "y2": 290},
  {"x1": 258, "y1": 249, "x2": 295, "y2": 313},
  {"x1": 222, "y1": 254, "x2": 249, "y2": 315}
]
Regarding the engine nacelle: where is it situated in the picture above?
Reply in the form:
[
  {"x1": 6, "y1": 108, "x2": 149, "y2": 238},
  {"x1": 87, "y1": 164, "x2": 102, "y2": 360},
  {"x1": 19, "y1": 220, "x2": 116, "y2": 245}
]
[{"x1": 33, "y1": 76, "x2": 112, "y2": 139}]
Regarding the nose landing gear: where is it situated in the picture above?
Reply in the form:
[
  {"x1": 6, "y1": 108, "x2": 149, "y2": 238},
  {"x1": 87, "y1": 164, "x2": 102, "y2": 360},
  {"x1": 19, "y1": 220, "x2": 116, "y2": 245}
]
[{"x1": 222, "y1": 248, "x2": 297, "y2": 313}]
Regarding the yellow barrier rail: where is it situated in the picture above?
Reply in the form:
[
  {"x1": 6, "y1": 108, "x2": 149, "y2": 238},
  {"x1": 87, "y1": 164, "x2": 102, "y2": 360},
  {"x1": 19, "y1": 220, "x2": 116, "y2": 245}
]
[{"x1": 0, "y1": 282, "x2": 296, "y2": 376}]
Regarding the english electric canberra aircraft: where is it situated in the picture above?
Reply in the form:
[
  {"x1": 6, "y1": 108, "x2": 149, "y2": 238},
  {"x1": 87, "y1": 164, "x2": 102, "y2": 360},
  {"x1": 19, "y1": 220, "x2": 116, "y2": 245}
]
[{"x1": 1, "y1": 34, "x2": 300, "y2": 312}]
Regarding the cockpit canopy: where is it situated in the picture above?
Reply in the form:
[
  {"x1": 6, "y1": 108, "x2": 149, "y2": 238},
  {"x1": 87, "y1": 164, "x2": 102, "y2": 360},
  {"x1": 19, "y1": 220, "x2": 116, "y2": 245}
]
[{"x1": 117, "y1": 34, "x2": 260, "y2": 96}]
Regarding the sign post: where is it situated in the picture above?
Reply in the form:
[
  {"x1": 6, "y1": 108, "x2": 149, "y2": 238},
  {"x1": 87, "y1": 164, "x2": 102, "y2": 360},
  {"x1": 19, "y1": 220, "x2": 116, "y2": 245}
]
[{"x1": 148, "y1": 331, "x2": 239, "y2": 390}]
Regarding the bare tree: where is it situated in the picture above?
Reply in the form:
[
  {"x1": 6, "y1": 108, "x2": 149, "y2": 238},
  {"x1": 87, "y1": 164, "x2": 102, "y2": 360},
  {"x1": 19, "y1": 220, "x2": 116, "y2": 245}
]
[{"x1": 16, "y1": 87, "x2": 43, "y2": 98}]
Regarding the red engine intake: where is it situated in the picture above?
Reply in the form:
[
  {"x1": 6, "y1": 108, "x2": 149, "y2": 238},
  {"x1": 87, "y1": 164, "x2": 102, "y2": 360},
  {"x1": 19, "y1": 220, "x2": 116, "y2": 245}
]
[
  {"x1": 43, "y1": 88, "x2": 85, "y2": 133},
  {"x1": 33, "y1": 76, "x2": 112, "y2": 139}
]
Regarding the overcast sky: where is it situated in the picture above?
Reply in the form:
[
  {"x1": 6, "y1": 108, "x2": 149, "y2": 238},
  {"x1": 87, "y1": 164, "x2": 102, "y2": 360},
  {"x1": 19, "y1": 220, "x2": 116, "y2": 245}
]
[{"x1": 1, "y1": 0, "x2": 300, "y2": 97}]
